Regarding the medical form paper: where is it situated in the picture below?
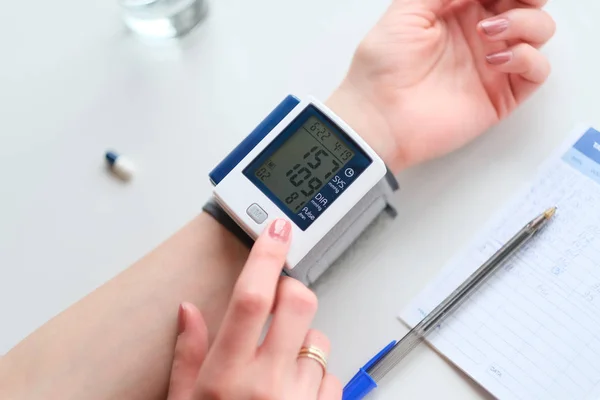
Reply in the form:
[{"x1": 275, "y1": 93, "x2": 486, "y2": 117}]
[{"x1": 402, "y1": 126, "x2": 600, "y2": 400}]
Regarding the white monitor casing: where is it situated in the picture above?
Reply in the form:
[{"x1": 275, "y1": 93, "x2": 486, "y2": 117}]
[{"x1": 213, "y1": 97, "x2": 387, "y2": 274}]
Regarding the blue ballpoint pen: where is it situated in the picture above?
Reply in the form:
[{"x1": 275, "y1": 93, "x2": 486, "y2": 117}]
[
  {"x1": 342, "y1": 208, "x2": 556, "y2": 400},
  {"x1": 342, "y1": 341, "x2": 396, "y2": 400}
]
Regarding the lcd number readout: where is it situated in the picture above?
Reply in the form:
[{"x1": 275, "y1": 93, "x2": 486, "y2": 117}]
[
  {"x1": 297, "y1": 175, "x2": 348, "y2": 222},
  {"x1": 306, "y1": 117, "x2": 354, "y2": 162},
  {"x1": 254, "y1": 116, "x2": 355, "y2": 213}
]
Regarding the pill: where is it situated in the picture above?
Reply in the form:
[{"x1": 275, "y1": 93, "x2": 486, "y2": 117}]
[{"x1": 105, "y1": 151, "x2": 135, "y2": 181}]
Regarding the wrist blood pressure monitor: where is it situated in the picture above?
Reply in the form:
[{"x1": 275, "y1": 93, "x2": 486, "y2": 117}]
[{"x1": 205, "y1": 95, "x2": 398, "y2": 285}]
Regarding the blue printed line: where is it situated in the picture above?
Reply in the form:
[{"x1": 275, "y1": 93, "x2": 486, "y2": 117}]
[{"x1": 562, "y1": 148, "x2": 600, "y2": 187}]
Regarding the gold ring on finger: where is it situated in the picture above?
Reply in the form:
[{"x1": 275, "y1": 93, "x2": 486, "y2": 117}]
[{"x1": 298, "y1": 346, "x2": 327, "y2": 377}]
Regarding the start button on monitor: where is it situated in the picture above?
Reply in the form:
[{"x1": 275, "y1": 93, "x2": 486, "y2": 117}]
[{"x1": 246, "y1": 203, "x2": 268, "y2": 224}]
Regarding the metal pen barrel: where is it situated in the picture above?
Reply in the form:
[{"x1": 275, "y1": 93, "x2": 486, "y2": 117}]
[{"x1": 367, "y1": 208, "x2": 555, "y2": 382}]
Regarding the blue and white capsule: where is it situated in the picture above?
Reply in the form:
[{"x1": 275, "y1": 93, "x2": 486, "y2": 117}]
[{"x1": 105, "y1": 151, "x2": 136, "y2": 180}]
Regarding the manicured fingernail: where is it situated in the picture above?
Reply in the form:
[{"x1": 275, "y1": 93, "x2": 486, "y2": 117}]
[
  {"x1": 480, "y1": 18, "x2": 510, "y2": 36},
  {"x1": 177, "y1": 303, "x2": 188, "y2": 335},
  {"x1": 269, "y1": 219, "x2": 291, "y2": 242},
  {"x1": 486, "y1": 50, "x2": 513, "y2": 65}
]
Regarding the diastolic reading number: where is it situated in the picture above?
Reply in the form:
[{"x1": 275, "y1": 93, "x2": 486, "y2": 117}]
[{"x1": 285, "y1": 146, "x2": 340, "y2": 209}]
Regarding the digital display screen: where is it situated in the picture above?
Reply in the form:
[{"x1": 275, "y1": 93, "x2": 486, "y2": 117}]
[
  {"x1": 253, "y1": 116, "x2": 355, "y2": 213},
  {"x1": 243, "y1": 106, "x2": 372, "y2": 231}
]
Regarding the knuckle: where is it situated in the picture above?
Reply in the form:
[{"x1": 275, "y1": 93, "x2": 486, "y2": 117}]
[
  {"x1": 355, "y1": 40, "x2": 372, "y2": 61},
  {"x1": 542, "y1": 56, "x2": 551, "y2": 74},
  {"x1": 280, "y1": 278, "x2": 318, "y2": 315},
  {"x1": 233, "y1": 288, "x2": 271, "y2": 317},
  {"x1": 307, "y1": 329, "x2": 331, "y2": 353},
  {"x1": 540, "y1": 10, "x2": 556, "y2": 35},
  {"x1": 354, "y1": 34, "x2": 380, "y2": 64},
  {"x1": 547, "y1": 16, "x2": 557, "y2": 37},
  {"x1": 198, "y1": 382, "x2": 225, "y2": 400},
  {"x1": 541, "y1": 65, "x2": 551, "y2": 83},
  {"x1": 533, "y1": 53, "x2": 551, "y2": 79},
  {"x1": 320, "y1": 333, "x2": 332, "y2": 353},
  {"x1": 197, "y1": 375, "x2": 235, "y2": 400}
]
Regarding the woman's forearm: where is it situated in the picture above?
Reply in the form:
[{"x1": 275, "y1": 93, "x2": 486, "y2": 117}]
[
  {"x1": 0, "y1": 213, "x2": 249, "y2": 400},
  {"x1": 0, "y1": 90, "x2": 393, "y2": 400}
]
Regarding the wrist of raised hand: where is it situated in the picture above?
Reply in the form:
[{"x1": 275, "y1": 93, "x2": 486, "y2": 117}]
[{"x1": 326, "y1": 79, "x2": 403, "y2": 174}]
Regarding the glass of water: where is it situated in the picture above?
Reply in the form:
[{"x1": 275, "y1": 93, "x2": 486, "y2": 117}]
[{"x1": 120, "y1": 0, "x2": 208, "y2": 39}]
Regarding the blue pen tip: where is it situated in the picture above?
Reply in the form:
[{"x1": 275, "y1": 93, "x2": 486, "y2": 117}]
[{"x1": 105, "y1": 151, "x2": 119, "y2": 166}]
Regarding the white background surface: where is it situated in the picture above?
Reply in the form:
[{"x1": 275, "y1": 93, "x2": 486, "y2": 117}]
[{"x1": 0, "y1": 0, "x2": 598, "y2": 398}]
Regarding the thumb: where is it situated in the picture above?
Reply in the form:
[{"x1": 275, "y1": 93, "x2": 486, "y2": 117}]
[{"x1": 166, "y1": 302, "x2": 209, "y2": 400}]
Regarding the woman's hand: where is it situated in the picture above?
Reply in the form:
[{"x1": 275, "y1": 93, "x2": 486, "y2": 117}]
[
  {"x1": 327, "y1": 0, "x2": 556, "y2": 172},
  {"x1": 165, "y1": 219, "x2": 342, "y2": 400}
]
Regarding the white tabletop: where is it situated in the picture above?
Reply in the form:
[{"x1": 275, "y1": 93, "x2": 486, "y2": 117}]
[{"x1": 1, "y1": 0, "x2": 598, "y2": 398}]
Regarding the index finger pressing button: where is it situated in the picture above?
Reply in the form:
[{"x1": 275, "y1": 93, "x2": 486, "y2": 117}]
[{"x1": 211, "y1": 219, "x2": 292, "y2": 360}]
